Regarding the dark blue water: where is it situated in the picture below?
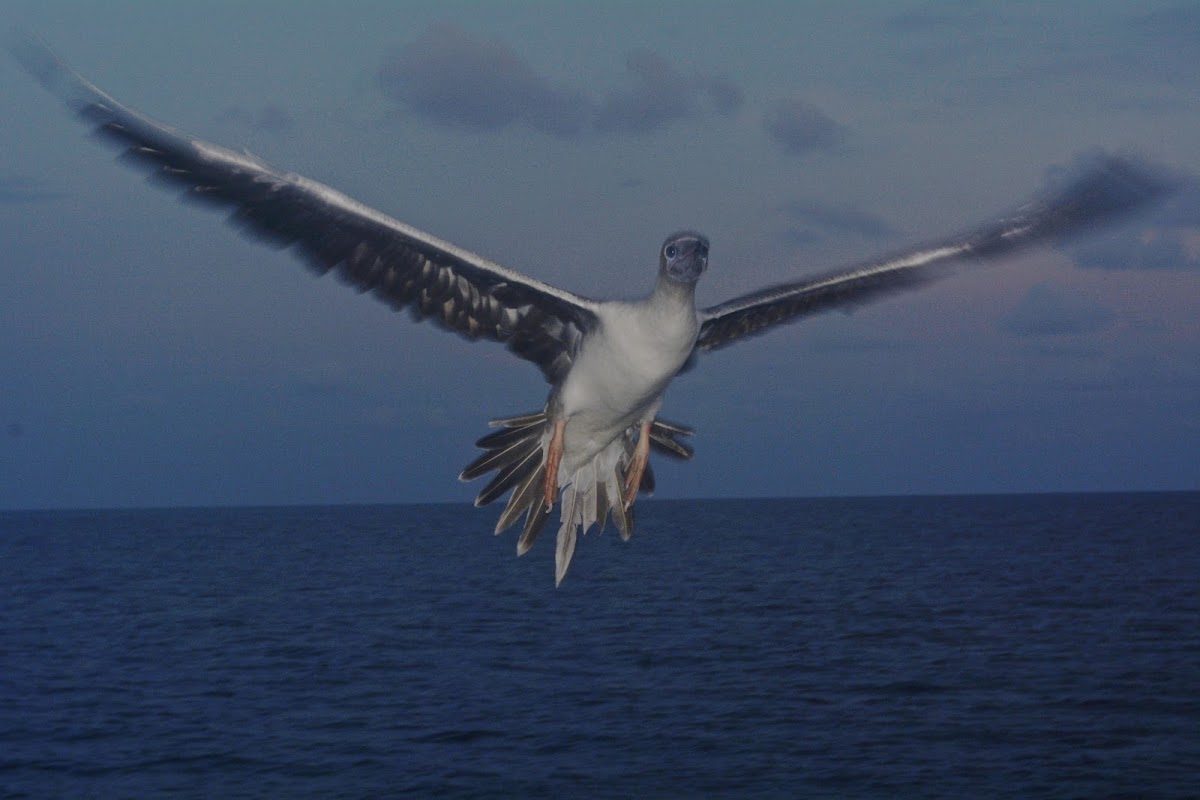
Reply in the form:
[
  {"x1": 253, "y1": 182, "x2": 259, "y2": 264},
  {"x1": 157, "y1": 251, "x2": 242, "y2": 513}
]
[{"x1": 1, "y1": 494, "x2": 1197, "y2": 798}]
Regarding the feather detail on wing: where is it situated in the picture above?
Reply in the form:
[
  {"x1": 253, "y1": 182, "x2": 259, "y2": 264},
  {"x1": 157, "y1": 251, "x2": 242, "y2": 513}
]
[
  {"x1": 16, "y1": 40, "x2": 597, "y2": 383},
  {"x1": 695, "y1": 155, "x2": 1174, "y2": 352}
]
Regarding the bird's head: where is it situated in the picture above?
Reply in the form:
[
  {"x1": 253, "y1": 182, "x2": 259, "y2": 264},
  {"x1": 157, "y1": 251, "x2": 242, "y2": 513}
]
[{"x1": 659, "y1": 231, "x2": 709, "y2": 284}]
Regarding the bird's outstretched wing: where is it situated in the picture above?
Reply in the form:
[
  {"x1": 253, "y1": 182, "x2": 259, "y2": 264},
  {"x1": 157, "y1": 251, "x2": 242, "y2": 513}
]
[
  {"x1": 695, "y1": 155, "x2": 1172, "y2": 352},
  {"x1": 16, "y1": 40, "x2": 598, "y2": 383}
]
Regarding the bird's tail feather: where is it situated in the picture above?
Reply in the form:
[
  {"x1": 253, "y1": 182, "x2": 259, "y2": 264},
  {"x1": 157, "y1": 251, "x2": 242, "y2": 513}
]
[
  {"x1": 461, "y1": 411, "x2": 550, "y2": 542},
  {"x1": 461, "y1": 412, "x2": 696, "y2": 585}
]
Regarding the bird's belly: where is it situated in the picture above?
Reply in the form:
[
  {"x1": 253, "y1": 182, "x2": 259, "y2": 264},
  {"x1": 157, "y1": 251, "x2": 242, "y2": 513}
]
[
  {"x1": 558, "y1": 386, "x2": 660, "y2": 473},
  {"x1": 556, "y1": 337, "x2": 682, "y2": 473},
  {"x1": 558, "y1": 411, "x2": 630, "y2": 475}
]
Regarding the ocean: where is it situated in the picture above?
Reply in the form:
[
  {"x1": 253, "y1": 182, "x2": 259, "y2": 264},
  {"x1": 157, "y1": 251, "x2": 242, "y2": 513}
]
[{"x1": 1, "y1": 493, "x2": 1197, "y2": 798}]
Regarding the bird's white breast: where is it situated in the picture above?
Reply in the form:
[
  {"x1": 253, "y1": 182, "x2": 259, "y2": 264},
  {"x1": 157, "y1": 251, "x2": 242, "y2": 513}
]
[{"x1": 557, "y1": 297, "x2": 698, "y2": 469}]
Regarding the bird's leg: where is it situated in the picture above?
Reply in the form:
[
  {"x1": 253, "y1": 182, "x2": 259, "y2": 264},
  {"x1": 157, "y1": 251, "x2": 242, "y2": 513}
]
[
  {"x1": 544, "y1": 418, "x2": 566, "y2": 510},
  {"x1": 623, "y1": 420, "x2": 652, "y2": 509}
]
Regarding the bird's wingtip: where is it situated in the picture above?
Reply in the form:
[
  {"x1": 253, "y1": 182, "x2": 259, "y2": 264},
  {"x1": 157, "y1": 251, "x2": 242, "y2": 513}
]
[
  {"x1": 8, "y1": 32, "x2": 103, "y2": 115},
  {"x1": 1042, "y1": 150, "x2": 1183, "y2": 232},
  {"x1": 10, "y1": 32, "x2": 67, "y2": 93}
]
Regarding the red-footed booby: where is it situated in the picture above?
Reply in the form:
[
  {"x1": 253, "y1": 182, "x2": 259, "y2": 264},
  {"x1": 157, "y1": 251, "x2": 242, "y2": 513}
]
[{"x1": 16, "y1": 41, "x2": 1172, "y2": 584}]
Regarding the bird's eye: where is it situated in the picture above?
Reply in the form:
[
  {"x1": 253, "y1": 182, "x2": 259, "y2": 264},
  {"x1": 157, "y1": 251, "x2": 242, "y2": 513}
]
[{"x1": 665, "y1": 245, "x2": 677, "y2": 259}]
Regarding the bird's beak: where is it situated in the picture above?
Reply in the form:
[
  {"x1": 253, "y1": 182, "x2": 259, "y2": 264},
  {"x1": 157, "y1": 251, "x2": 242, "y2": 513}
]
[{"x1": 668, "y1": 246, "x2": 707, "y2": 283}]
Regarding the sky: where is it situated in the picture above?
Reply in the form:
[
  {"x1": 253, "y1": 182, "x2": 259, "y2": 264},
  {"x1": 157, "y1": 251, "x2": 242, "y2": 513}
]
[{"x1": 2, "y1": 1, "x2": 1199, "y2": 510}]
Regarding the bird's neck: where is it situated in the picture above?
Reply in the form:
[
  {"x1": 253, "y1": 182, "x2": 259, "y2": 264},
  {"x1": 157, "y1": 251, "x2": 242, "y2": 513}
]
[{"x1": 651, "y1": 274, "x2": 697, "y2": 308}]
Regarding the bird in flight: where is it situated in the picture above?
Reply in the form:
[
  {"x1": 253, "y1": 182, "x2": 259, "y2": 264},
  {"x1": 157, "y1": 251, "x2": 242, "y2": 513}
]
[{"x1": 16, "y1": 41, "x2": 1170, "y2": 584}]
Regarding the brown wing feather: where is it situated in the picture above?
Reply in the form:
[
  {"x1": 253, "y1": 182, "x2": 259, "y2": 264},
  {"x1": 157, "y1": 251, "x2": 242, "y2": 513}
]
[
  {"x1": 21, "y1": 41, "x2": 598, "y2": 383},
  {"x1": 696, "y1": 155, "x2": 1173, "y2": 352}
]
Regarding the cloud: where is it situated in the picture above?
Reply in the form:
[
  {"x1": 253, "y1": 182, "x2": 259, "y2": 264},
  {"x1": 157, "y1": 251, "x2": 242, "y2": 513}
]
[
  {"x1": 376, "y1": 24, "x2": 742, "y2": 138},
  {"x1": 594, "y1": 50, "x2": 743, "y2": 134},
  {"x1": 1000, "y1": 283, "x2": 1115, "y2": 337},
  {"x1": 377, "y1": 23, "x2": 590, "y2": 135},
  {"x1": 0, "y1": 175, "x2": 61, "y2": 204},
  {"x1": 784, "y1": 201, "x2": 899, "y2": 241},
  {"x1": 704, "y1": 76, "x2": 745, "y2": 116},
  {"x1": 1050, "y1": 158, "x2": 1200, "y2": 272},
  {"x1": 762, "y1": 98, "x2": 846, "y2": 156},
  {"x1": 219, "y1": 104, "x2": 295, "y2": 134}
]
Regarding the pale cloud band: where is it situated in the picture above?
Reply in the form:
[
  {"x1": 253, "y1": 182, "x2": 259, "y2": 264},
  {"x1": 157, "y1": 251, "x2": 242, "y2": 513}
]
[{"x1": 377, "y1": 23, "x2": 857, "y2": 152}]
